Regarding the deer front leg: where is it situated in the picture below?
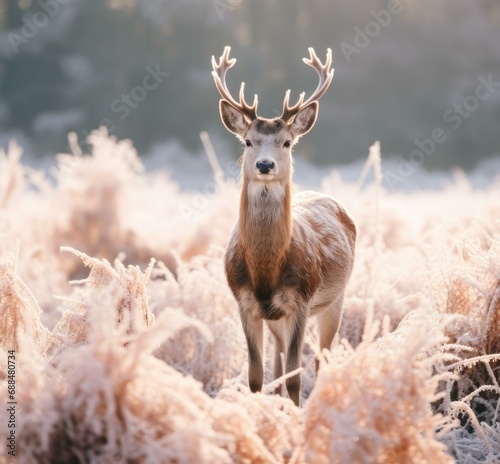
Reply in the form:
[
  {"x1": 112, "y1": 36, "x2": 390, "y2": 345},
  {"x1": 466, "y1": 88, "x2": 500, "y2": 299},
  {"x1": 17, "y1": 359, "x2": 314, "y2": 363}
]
[
  {"x1": 240, "y1": 311, "x2": 264, "y2": 394},
  {"x1": 273, "y1": 333, "x2": 286, "y2": 396},
  {"x1": 266, "y1": 320, "x2": 287, "y2": 395},
  {"x1": 285, "y1": 309, "x2": 308, "y2": 406}
]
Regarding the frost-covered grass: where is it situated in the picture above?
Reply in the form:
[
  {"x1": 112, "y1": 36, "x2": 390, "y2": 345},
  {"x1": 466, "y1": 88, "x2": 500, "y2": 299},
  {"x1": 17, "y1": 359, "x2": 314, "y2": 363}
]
[{"x1": 0, "y1": 130, "x2": 499, "y2": 463}]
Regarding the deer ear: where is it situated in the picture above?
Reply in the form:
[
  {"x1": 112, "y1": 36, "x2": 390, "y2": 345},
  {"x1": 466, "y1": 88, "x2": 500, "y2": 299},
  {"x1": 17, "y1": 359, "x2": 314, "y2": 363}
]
[
  {"x1": 219, "y1": 100, "x2": 249, "y2": 137},
  {"x1": 289, "y1": 102, "x2": 318, "y2": 137}
]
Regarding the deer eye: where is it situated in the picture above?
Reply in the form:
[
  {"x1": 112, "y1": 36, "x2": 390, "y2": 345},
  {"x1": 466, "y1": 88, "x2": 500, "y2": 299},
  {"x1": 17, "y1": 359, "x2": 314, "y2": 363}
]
[
  {"x1": 245, "y1": 139, "x2": 252, "y2": 147},
  {"x1": 283, "y1": 140, "x2": 291, "y2": 148}
]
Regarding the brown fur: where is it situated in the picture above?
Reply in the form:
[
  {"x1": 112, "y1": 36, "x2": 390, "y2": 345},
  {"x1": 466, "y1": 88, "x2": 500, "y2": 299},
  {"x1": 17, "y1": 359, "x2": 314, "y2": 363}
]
[
  {"x1": 336, "y1": 208, "x2": 357, "y2": 249},
  {"x1": 230, "y1": 176, "x2": 293, "y2": 320},
  {"x1": 253, "y1": 119, "x2": 285, "y2": 135}
]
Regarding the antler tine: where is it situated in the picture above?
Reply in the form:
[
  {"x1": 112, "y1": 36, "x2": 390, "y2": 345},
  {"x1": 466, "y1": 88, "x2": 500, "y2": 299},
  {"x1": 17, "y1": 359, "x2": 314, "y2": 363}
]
[
  {"x1": 239, "y1": 82, "x2": 258, "y2": 119},
  {"x1": 211, "y1": 46, "x2": 258, "y2": 121},
  {"x1": 281, "y1": 48, "x2": 334, "y2": 122},
  {"x1": 281, "y1": 89, "x2": 305, "y2": 123},
  {"x1": 302, "y1": 47, "x2": 334, "y2": 107}
]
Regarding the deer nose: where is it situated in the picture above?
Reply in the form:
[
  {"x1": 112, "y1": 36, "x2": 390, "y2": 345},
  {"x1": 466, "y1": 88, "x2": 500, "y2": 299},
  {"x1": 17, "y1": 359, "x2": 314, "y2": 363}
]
[{"x1": 256, "y1": 161, "x2": 275, "y2": 174}]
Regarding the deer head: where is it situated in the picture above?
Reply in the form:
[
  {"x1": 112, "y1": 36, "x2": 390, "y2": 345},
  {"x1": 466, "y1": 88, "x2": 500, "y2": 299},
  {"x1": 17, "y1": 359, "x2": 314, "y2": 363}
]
[{"x1": 212, "y1": 47, "x2": 334, "y2": 183}]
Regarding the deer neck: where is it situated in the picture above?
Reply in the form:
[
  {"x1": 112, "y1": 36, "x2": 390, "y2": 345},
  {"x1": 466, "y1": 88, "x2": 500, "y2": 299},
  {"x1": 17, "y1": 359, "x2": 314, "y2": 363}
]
[{"x1": 239, "y1": 176, "x2": 292, "y2": 292}]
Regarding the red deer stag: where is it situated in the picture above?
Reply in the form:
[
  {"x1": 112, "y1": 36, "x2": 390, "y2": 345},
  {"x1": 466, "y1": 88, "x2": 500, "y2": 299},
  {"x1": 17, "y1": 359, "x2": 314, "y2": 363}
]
[{"x1": 212, "y1": 47, "x2": 356, "y2": 406}]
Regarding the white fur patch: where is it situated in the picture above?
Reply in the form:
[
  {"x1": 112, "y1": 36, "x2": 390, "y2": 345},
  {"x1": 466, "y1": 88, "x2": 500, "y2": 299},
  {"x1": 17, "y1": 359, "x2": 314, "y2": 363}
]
[
  {"x1": 238, "y1": 288, "x2": 262, "y2": 320},
  {"x1": 246, "y1": 181, "x2": 287, "y2": 219},
  {"x1": 271, "y1": 287, "x2": 300, "y2": 315}
]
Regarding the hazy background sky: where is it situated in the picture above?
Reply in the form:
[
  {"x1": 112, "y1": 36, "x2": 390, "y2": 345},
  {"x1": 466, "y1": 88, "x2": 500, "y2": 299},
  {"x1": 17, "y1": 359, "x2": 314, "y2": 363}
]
[{"x1": 0, "y1": 0, "x2": 499, "y2": 174}]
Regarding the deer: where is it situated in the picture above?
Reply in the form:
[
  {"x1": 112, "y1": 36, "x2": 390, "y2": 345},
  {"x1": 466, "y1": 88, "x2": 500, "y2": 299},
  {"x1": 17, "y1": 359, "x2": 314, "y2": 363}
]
[{"x1": 212, "y1": 46, "x2": 356, "y2": 406}]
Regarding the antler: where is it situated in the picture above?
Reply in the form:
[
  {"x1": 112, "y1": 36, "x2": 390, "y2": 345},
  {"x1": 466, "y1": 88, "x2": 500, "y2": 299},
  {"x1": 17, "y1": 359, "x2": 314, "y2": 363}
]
[
  {"x1": 281, "y1": 48, "x2": 334, "y2": 122},
  {"x1": 211, "y1": 46, "x2": 258, "y2": 121}
]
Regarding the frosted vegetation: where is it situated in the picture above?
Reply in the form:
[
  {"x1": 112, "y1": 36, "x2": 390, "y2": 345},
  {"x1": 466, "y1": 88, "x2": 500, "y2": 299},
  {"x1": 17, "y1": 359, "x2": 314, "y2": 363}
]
[{"x1": 0, "y1": 130, "x2": 499, "y2": 463}]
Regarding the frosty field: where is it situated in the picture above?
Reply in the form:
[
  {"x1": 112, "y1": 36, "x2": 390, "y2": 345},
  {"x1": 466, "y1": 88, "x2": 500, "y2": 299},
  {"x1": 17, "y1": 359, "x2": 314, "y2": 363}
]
[{"x1": 1, "y1": 131, "x2": 499, "y2": 463}]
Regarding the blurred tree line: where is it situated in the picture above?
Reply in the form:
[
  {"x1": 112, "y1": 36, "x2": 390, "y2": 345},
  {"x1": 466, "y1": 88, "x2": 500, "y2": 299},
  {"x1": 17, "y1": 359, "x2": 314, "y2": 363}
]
[{"x1": 0, "y1": 0, "x2": 499, "y2": 168}]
